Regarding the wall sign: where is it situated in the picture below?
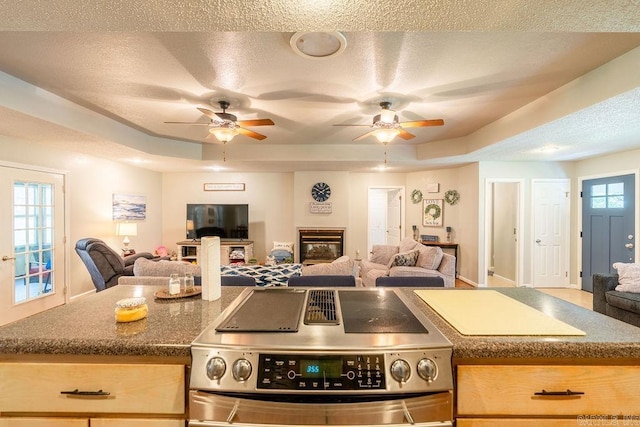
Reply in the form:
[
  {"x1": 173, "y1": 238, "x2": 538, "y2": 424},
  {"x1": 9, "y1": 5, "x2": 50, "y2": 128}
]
[
  {"x1": 203, "y1": 183, "x2": 245, "y2": 191},
  {"x1": 310, "y1": 202, "x2": 332, "y2": 214},
  {"x1": 423, "y1": 199, "x2": 443, "y2": 227}
]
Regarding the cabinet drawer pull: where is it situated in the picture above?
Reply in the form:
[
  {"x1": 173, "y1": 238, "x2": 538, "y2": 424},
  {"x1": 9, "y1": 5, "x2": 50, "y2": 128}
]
[
  {"x1": 61, "y1": 388, "x2": 111, "y2": 397},
  {"x1": 534, "y1": 389, "x2": 584, "y2": 396}
]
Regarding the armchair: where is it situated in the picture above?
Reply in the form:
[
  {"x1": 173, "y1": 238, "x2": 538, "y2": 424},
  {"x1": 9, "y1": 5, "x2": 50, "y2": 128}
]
[{"x1": 75, "y1": 238, "x2": 157, "y2": 292}]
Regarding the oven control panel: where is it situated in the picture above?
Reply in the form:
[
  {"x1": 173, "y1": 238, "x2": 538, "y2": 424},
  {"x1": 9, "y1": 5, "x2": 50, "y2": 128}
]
[
  {"x1": 190, "y1": 346, "x2": 453, "y2": 394},
  {"x1": 257, "y1": 353, "x2": 386, "y2": 391}
]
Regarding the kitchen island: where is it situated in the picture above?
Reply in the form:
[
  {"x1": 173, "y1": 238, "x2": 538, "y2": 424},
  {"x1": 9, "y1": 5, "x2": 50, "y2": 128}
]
[{"x1": 1, "y1": 285, "x2": 640, "y2": 425}]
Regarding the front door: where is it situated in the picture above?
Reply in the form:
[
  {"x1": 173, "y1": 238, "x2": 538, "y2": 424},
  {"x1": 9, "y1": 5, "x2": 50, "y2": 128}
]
[
  {"x1": 581, "y1": 174, "x2": 635, "y2": 292},
  {"x1": 0, "y1": 164, "x2": 66, "y2": 326}
]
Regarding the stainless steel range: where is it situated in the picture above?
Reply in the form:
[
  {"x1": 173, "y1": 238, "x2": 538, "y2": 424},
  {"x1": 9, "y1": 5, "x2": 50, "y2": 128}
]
[{"x1": 189, "y1": 287, "x2": 453, "y2": 426}]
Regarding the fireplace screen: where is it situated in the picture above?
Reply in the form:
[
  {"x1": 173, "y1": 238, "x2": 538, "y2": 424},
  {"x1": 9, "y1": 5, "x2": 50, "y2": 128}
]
[{"x1": 299, "y1": 229, "x2": 344, "y2": 265}]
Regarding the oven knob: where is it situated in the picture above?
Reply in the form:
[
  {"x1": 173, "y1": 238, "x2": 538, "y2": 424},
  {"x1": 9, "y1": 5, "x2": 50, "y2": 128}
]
[
  {"x1": 206, "y1": 357, "x2": 227, "y2": 380},
  {"x1": 417, "y1": 358, "x2": 438, "y2": 383},
  {"x1": 390, "y1": 359, "x2": 411, "y2": 383},
  {"x1": 232, "y1": 358, "x2": 252, "y2": 382}
]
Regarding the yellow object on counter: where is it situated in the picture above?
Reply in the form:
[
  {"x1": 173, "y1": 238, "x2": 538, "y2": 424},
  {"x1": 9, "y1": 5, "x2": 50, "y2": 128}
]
[{"x1": 115, "y1": 297, "x2": 148, "y2": 323}]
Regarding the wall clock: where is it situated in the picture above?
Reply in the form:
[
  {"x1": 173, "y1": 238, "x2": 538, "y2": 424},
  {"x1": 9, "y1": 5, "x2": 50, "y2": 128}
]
[{"x1": 311, "y1": 182, "x2": 331, "y2": 202}]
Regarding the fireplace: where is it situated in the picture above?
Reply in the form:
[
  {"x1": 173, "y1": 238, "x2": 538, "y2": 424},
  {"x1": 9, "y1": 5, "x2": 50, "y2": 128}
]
[{"x1": 298, "y1": 229, "x2": 345, "y2": 265}]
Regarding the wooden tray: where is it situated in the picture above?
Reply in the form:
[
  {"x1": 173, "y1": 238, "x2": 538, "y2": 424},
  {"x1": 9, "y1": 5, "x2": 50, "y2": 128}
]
[{"x1": 154, "y1": 286, "x2": 202, "y2": 300}]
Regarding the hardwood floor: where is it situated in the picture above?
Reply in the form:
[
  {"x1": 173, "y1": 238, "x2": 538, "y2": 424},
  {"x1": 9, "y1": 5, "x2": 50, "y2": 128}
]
[{"x1": 454, "y1": 279, "x2": 593, "y2": 310}]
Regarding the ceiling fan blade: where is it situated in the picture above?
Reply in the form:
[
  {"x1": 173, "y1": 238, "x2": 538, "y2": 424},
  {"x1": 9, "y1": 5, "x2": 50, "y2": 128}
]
[
  {"x1": 353, "y1": 130, "x2": 377, "y2": 141},
  {"x1": 400, "y1": 119, "x2": 445, "y2": 128},
  {"x1": 237, "y1": 127, "x2": 267, "y2": 140},
  {"x1": 397, "y1": 129, "x2": 416, "y2": 140},
  {"x1": 236, "y1": 118, "x2": 275, "y2": 127},
  {"x1": 197, "y1": 107, "x2": 218, "y2": 120},
  {"x1": 164, "y1": 121, "x2": 211, "y2": 125}
]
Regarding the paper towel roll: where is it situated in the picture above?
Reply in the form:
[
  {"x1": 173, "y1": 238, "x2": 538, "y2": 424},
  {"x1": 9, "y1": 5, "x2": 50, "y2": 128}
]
[{"x1": 200, "y1": 236, "x2": 221, "y2": 301}]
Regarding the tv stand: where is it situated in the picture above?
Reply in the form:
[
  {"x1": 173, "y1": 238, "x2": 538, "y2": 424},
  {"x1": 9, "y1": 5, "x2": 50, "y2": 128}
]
[{"x1": 177, "y1": 240, "x2": 254, "y2": 266}]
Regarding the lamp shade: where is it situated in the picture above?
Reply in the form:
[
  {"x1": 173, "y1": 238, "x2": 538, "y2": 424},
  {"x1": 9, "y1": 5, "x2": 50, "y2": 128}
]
[
  {"x1": 116, "y1": 222, "x2": 138, "y2": 237},
  {"x1": 186, "y1": 220, "x2": 195, "y2": 232},
  {"x1": 375, "y1": 128, "x2": 400, "y2": 144},
  {"x1": 210, "y1": 127, "x2": 238, "y2": 143}
]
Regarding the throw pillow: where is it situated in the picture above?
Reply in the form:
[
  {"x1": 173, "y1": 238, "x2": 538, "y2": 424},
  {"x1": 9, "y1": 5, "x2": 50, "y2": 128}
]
[
  {"x1": 369, "y1": 245, "x2": 399, "y2": 265},
  {"x1": 388, "y1": 249, "x2": 420, "y2": 268},
  {"x1": 270, "y1": 249, "x2": 294, "y2": 263},
  {"x1": 399, "y1": 237, "x2": 419, "y2": 253},
  {"x1": 133, "y1": 257, "x2": 201, "y2": 277},
  {"x1": 613, "y1": 262, "x2": 640, "y2": 293},
  {"x1": 416, "y1": 245, "x2": 444, "y2": 270},
  {"x1": 273, "y1": 241, "x2": 294, "y2": 252}
]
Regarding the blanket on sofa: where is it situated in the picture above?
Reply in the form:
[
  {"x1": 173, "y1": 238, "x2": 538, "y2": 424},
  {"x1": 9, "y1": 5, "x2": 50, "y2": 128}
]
[{"x1": 221, "y1": 264, "x2": 303, "y2": 287}]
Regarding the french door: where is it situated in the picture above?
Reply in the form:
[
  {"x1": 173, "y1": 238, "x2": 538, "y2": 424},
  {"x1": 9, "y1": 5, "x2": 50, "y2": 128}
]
[{"x1": 0, "y1": 164, "x2": 66, "y2": 326}]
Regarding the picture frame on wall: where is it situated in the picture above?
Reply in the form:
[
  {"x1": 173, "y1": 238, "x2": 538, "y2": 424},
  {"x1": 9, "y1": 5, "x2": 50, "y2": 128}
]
[
  {"x1": 113, "y1": 193, "x2": 146, "y2": 220},
  {"x1": 423, "y1": 199, "x2": 443, "y2": 227}
]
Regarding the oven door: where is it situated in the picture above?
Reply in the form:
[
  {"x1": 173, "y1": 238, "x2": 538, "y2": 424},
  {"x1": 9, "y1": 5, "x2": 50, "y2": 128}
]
[{"x1": 188, "y1": 390, "x2": 452, "y2": 427}]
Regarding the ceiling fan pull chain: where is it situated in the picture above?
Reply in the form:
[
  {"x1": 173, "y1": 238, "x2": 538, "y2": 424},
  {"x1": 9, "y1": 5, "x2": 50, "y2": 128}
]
[{"x1": 223, "y1": 142, "x2": 227, "y2": 162}]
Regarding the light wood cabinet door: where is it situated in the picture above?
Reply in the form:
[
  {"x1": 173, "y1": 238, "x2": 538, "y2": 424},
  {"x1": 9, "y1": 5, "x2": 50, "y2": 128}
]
[
  {"x1": 457, "y1": 365, "x2": 640, "y2": 416},
  {"x1": 0, "y1": 363, "x2": 184, "y2": 415},
  {"x1": 91, "y1": 419, "x2": 184, "y2": 427},
  {"x1": 457, "y1": 420, "x2": 584, "y2": 427},
  {"x1": 0, "y1": 418, "x2": 87, "y2": 427}
]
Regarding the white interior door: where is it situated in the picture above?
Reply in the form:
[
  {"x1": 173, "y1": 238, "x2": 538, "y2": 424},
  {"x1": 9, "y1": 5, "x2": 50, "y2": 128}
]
[
  {"x1": 368, "y1": 187, "x2": 404, "y2": 254},
  {"x1": 386, "y1": 189, "x2": 402, "y2": 246},
  {"x1": 0, "y1": 164, "x2": 66, "y2": 326},
  {"x1": 533, "y1": 179, "x2": 570, "y2": 288}
]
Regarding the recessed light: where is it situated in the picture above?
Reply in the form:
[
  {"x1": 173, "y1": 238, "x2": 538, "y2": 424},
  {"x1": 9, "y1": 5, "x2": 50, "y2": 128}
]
[{"x1": 290, "y1": 32, "x2": 347, "y2": 59}]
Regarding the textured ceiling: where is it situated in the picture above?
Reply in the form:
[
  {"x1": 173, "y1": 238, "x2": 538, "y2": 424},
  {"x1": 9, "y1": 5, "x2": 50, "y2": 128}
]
[{"x1": 0, "y1": 1, "x2": 639, "y2": 172}]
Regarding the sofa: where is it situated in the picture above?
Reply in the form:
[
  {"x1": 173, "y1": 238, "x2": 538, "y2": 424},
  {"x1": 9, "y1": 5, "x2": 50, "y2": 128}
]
[
  {"x1": 118, "y1": 255, "x2": 361, "y2": 287},
  {"x1": 359, "y1": 237, "x2": 456, "y2": 288},
  {"x1": 593, "y1": 273, "x2": 640, "y2": 328}
]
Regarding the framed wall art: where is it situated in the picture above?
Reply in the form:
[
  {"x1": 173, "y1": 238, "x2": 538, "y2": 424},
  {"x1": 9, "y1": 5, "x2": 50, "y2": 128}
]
[
  {"x1": 423, "y1": 199, "x2": 443, "y2": 227},
  {"x1": 112, "y1": 193, "x2": 146, "y2": 220}
]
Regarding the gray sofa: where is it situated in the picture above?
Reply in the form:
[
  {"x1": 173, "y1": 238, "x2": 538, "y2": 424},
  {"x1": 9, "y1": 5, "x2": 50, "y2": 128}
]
[
  {"x1": 359, "y1": 238, "x2": 456, "y2": 288},
  {"x1": 593, "y1": 274, "x2": 640, "y2": 328}
]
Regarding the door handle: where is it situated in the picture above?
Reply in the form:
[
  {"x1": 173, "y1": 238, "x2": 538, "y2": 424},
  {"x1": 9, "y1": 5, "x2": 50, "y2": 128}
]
[
  {"x1": 535, "y1": 239, "x2": 541, "y2": 244},
  {"x1": 625, "y1": 243, "x2": 634, "y2": 249},
  {"x1": 2, "y1": 255, "x2": 16, "y2": 261}
]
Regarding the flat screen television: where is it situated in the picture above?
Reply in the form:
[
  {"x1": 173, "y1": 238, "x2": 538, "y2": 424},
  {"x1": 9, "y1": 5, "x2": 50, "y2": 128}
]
[{"x1": 186, "y1": 204, "x2": 249, "y2": 240}]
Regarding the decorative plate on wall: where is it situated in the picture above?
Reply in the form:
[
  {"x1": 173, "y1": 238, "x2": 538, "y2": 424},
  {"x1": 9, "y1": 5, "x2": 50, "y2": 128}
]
[
  {"x1": 410, "y1": 189, "x2": 423, "y2": 204},
  {"x1": 444, "y1": 189, "x2": 460, "y2": 205}
]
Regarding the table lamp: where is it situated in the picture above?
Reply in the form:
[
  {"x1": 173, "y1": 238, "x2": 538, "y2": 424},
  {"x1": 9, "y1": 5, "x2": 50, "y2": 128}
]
[
  {"x1": 116, "y1": 222, "x2": 138, "y2": 253},
  {"x1": 186, "y1": 219, "x2": 195, "y2": 240}
]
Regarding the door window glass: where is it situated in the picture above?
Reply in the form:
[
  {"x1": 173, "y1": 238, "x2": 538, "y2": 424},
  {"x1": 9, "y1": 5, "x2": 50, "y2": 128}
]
[
  {"x1": 590, "y1": 182, "x2": 624, "y2": 209},
  {"x1": 13, "y1": 181, "x2": 54, "y2": 303}
]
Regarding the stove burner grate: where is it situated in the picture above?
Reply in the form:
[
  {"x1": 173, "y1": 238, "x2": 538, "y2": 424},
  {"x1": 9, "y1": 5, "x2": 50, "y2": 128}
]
[{"x1": 304, "y1": 290, "x2": 339, "y2": 325}]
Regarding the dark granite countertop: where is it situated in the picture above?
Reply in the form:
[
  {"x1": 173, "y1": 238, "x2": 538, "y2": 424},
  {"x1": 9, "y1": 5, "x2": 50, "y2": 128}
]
[{"x1": 1, "y1": 285, "x2": 640, "y2": 362}]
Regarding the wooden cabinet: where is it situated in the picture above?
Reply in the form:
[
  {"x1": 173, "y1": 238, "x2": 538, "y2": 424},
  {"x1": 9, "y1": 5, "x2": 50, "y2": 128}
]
[
  {"x1": 457, "y1": 365, "x2": 640, "y2": 422},
  {"x1": 177, "y1": 240, "x2": 254, "y2": 266},
  {"x1": 0, "y1": 363, "x2": 185, "y2": 424}
]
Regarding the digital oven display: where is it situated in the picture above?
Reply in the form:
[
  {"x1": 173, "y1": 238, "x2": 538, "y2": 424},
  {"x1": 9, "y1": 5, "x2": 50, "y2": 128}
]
[{"x1": 300, "y1": 358, "x2": 342, "y2": 378}]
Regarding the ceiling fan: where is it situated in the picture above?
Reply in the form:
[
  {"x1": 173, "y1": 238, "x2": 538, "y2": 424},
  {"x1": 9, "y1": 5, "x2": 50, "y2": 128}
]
[
  {"x1": 165, "y1": 100, "x2": 274, "y2": 142},
  {"x1": 334, "y1": 101, "x2": 444, "y2": 143}
]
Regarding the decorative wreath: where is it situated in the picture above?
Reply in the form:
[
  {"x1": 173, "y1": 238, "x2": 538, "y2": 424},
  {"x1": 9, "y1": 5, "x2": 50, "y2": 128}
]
[
  {"x1": 410, "y1": 189, "x2": 423, "y2": 204},
  {"x1": 424, "y1": 203, "x2": 442, "y2": 220},
  {"x1": 444, "y1": 189, "x2": 460, "y2": 205}
]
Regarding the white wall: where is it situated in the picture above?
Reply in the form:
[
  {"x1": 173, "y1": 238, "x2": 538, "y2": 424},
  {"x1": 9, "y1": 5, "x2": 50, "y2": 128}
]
[
  {"x1": 0, "y1": 137, "x2": 163, "y2": 297},
  {"x1": 161, "y1": 172, "x2": 294, "y2": 261}
]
